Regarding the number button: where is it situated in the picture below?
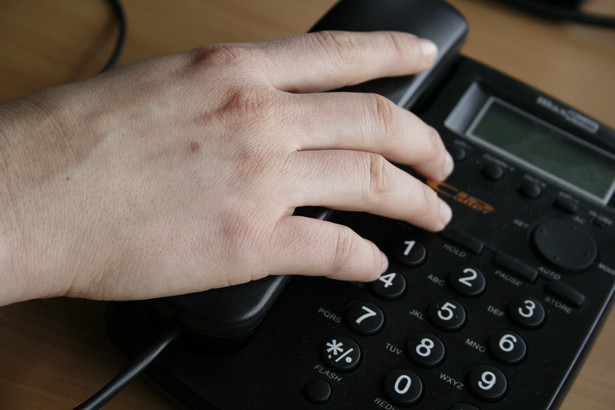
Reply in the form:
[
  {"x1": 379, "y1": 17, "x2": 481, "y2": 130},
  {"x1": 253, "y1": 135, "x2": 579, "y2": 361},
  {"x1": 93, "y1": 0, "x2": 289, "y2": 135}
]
[
  {"x1": 488, "y1": 330, "x2": 527, "y2": 364},
  {"x1": 369, "y1": 269, "x2": 407, "y2": 300},
  {"x1": 508, "y1": 296, "x2": 546, "y2": 329},
  {"x1": 390, "y1": 233, "x2": 427, "y2": 267},
  {"x1": 383, "y1": 368, "x2": 423, "y2": 406},
  {"x1": 406, "y1": 332, "x2": 446, "y2": 368},
  {"x1": 320, "y1": 336, "x2": 361, "y2": 372},
  {"x1": 345, "y1": 301, "x2": 384, "y2": 335},
  {"x1": 467, "y1": 365, "x2": 507, "y2": 402},
  {"x1": 427, "y1": 299, "x2": 466, "y2": 331},
  {"x1": 448, "y1": 267, "x2": 486, "y2": 297}
]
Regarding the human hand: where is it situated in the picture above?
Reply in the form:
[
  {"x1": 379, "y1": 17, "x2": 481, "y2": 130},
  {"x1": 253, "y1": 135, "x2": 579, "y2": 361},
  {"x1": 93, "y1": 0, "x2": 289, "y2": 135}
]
[{"x1": 0, "y1": 31, "x2": 453, "y2": 305}]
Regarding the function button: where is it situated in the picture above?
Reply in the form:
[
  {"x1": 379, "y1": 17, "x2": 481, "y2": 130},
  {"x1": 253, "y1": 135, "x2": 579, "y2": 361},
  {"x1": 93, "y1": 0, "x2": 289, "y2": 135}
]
[
  {"x1": 406, "y1": 332, "x2": 446, "y2": 368},
  {"x1": 427, "y1": 299, "x2": 466, "y2": 331},
  {"x1": 546, "y1": 281, "x2": 585, "y2": 308},
  {"x1": 321, "y1": 336, "x2": 361, "y2": 372},
  {"x1": 369, "y1": 270, "x2": 407, "y2": 300},
  {"x1": 449, "y1": 403, "x2": 481, "y2": 410},
  {"x1": 487, "y1": 330, "x2": 527, "y2": 364},
  {"x1": 304, "y1": 378, "x2": 332, "y2": 405},
  {"x1": 448, "y1": 267, "x2": 486, "y2": 297},
  {"x1": 492, "y1": 253, "x2": 538, "y2": 283},
  {"x1": 390, "y1": 233, "x2": 427, "y2": 267},
  {"x1": 440, "y1": 229, "x2": 484, "y2": 256},
  {"x1": 532, "y1": 219, "x2": 597, "y2": 272},
  {"x1": 345, "y1": 301, "x2": 384, "y2": 335},
  {"x1": 450, "y1": 145, "x2": 467, "y2": 162},
  {"x1": 554, "y1": 198, "x2": 578, "y2": 214},
  {"x1": 482, "y1": 163, "x2": 504, "y2": 180},
  {"x1": 383, "y1": 368, "x2": 423, "y2": 406},
  {"x1": 519, "y1": 179, "x2": 542, "y2": 199},
  {"x1": 467, "y1": 365, "x2": 507, "y2": 402},
  {"x1": 507, "y1": 297, "x2": 545, "y2": 329}
]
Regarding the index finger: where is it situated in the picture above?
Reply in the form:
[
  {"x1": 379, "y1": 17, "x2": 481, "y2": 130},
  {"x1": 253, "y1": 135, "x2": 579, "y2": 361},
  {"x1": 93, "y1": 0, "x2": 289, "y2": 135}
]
[{"x1": 255, "y1": 31, "x2": 438, "y2": 93}]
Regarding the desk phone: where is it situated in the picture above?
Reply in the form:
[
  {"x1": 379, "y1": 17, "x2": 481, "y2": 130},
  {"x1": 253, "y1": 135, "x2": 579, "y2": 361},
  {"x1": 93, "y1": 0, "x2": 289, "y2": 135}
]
[{"x1": 107, "y1": 0, "x2": 615, "y2": 408}]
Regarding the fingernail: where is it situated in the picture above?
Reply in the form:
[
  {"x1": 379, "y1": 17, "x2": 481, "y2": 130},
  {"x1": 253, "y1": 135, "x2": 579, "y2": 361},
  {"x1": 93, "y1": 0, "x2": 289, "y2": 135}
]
[
  {"x1": 419, "y1": 38, "x2": 438, "y2": 62},
  {"x1": 379, "y1": 252, "x2": 389, "y2": 274},
  {"x1": 444, "y1": 151, "x2": 454, "y2": 178},
  {"x1": 440, "y1": 199, "x2": 453, "y2": 227}
]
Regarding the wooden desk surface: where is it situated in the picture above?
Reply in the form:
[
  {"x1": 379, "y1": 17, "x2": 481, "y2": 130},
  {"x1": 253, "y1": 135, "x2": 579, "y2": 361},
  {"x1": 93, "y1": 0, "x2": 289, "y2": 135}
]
[{"x1": 0, "y1": 0, "x2": 614, "y2": 408}]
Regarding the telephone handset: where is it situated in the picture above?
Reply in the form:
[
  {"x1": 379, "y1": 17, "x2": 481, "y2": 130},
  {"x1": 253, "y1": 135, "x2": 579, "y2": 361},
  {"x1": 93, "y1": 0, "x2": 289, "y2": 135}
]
[{"x1": 108, "y1": 1, "x2": 615, "y2": 409}]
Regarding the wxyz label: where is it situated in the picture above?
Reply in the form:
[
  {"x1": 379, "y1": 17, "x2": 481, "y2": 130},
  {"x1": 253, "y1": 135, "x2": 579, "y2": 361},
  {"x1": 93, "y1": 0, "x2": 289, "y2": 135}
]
[{"x1": 440, "y1": 372, "x2": 464, "y2": 390}]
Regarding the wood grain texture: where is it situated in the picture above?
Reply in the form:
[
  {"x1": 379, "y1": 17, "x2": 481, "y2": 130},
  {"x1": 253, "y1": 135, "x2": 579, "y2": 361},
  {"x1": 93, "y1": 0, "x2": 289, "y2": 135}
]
[{"x1": 0, "y1": 0, "x2": 613, "y2": 408}]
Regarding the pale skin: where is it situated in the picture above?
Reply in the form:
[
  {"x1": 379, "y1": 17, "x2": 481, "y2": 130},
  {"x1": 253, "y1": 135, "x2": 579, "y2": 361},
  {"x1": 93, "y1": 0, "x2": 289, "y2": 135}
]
[{"x1": 0, "y1": 31, "x2": 453, "y2": 307}]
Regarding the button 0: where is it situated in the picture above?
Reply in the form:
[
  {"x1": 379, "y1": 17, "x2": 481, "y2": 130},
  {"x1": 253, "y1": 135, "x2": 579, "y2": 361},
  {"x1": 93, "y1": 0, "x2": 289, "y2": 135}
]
[
  {"x1": 383, "y1": 368, "x2": 423, "y2": 406},
  {"x1": 533, "y1": 219, "x2": 598, "y2": 272}
]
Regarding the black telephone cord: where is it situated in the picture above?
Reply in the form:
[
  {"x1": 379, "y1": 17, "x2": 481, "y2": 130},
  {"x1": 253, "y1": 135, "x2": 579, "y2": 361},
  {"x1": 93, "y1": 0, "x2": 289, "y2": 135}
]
[
  {"x1": 101, "y1": 0, "x2": 127, "y2": 72},
  {"x1": 73, "y1": 324, "x2": 185, "y2": 410}
]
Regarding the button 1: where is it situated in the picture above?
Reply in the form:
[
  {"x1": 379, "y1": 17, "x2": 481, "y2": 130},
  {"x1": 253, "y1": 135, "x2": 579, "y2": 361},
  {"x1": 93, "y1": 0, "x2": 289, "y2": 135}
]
[
  {"x1": 467, "y1": 365, "x2": 507, "y2": 402},
  {"x1": 390, "y1": 233, "x2": 427, "y2": 267},
  {"x1": 546, "y1": 281, "x2": 585, "y2": 308},
  {"x1": 448, "y1": 267, "x2": 486, "y2": 297},
  {"x1": 321, "y1": 336, "x2": 361, "y2": 372},
  {"x1": 345, "y1": 301, "x2": 384, "y2": 335},
  {"x1": 507, "y1": 296, "x2": 545, "y2": 329},
  {"x1": 488, "y1": 330, "x2": 527, "y2": 364},
  {"x1": 533, "y1": 219, "x2": 597, "y2": 272},
  {"x1": 370, "y1": 269, "x2": 407, "y2": 300},
  {"x1": 519, "y1": 179, "x2": 542, "y2": 199},
  {"x1": 493, "y1": 253, "x2": 538, "y2": 283},
  {"x1": 427, "y1": 299, "x2": 466, "y2": 331},
  {"x1": 304, "y1": 378, "x2": 332, "y2": 404},
  {"x1": 482, "y1": 163, "x2": 504, "y2": 180},
  {"x1": 383, "y1": 368, "x2": 423, "y2": 406},
  {"x1": 406, "y1": 332, "x2": 446, "y2": 368}
]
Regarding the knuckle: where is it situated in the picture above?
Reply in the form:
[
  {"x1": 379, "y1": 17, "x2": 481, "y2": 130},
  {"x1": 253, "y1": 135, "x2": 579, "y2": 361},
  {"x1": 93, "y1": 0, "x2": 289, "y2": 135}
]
[
  {"x1": 366, "y1": 93, "x2": 400, "y2": 137},
  {"x1": 330, "y1": 226, "x2": 357, "y2": 275},
  {"x1": 365, "y1": 153, "x2": 391, "y2": 198},
  {"x1": 221, "y1": 86, "x2": 277, "y2": 123},
  {"x1": 311, "y1": 31, "x2": 364, "y2": 67},
  {"x1": 193, "y1": 43, "x2": 256, "y2": 69}
]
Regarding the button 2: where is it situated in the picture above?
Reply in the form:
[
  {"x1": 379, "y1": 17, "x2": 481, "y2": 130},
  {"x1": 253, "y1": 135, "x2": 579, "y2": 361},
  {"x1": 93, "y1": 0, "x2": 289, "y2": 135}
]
[{"x1": 449, "y1": 267, "x2": 486, "y2": 297}]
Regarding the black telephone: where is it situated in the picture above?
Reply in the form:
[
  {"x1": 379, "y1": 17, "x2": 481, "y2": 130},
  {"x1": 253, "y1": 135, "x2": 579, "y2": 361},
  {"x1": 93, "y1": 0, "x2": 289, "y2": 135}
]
[{"x1": 107, "y1": 1, "x2": 615, "y2": 409}]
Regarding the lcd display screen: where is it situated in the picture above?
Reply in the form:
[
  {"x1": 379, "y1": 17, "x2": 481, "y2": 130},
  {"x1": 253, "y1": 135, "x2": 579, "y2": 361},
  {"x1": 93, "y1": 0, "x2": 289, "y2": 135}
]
[{"x1": 466, "y1": 97, "x2": 615, "y2": 204}]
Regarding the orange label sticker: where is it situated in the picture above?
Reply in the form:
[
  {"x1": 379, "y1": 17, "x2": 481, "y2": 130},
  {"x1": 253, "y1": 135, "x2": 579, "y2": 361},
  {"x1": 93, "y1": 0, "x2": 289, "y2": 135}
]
[{"x1": 427, "y1": 180, "x2": 494, "y2": 215}]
